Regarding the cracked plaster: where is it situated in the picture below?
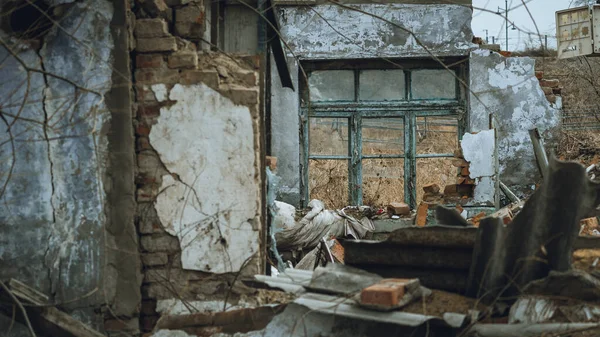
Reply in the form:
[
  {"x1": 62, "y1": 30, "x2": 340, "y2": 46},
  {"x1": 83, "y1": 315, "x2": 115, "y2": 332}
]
[{"x1": 150, "y1": 83, "x2": 261, "y2": 274}]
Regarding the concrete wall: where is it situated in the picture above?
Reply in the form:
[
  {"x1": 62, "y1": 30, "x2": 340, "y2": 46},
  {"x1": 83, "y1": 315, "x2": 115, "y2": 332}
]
[
  {"x1": 0, "y1": 0, "x2": 140, "y2": 333},
  {"x1": 270, "y1": 3, "x2": 474, "y2": 206},
  {"x1": 469, "y1": 49, "x2": 562, "y2": 196}
]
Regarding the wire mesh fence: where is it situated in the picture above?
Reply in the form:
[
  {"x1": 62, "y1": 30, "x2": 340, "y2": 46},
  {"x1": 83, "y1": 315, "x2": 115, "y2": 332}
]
[{"x1": 562, "y1": 107, "x2": 600, "y2": 131}]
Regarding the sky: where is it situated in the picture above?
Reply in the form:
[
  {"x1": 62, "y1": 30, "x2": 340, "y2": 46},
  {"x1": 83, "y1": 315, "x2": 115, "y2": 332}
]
[{"x1": 471, "y1": 0, "x2": 576, "y2": 51}]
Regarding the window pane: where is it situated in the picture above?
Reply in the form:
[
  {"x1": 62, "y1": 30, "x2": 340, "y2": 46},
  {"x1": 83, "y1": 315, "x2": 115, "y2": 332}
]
[
  {"x1": 309, "y1": 117, "x2": 349, "y2": 156},
  {"x1": 362, "y1": 118, "x2": 404, "y2": 155},
  {"x1": 309, "y1": 159, "x2": 348, "y2": 209},
  {"x1": 416, "y1": 116, "x2": 458, "y2": 155},
  {"x1": 412, "y1": 69, "x2": 456, "y2": 99},
  {"x1": 416, "y1": 158, "x2": 456, "y2": 204},
  {"x1": 359, "y1": 70, "x2": 405, "y2": 101},
  {"x1": 362, "y1": 158, "x2": 404, "y2": 207},
  {"x1": 309, "y1": 70, "x2": 354, "y2": 101}
]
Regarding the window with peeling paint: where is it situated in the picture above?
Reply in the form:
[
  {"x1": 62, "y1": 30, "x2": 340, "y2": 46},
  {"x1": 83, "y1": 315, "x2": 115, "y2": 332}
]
[{"x1": 300, "y1": 60, "x2": 467, "y2": 209}]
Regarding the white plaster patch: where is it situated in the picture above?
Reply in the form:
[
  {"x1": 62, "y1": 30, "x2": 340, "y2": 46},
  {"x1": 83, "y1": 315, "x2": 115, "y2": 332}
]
[
  {"x1": 461, "y1": 129, "x2": 496, "y2": 178},
  {"x1": 151, "y1": 84, "x2": 168, "y2": 102},
  {"x1": 156, "y1": 299, "x2": 256, "y2": 315},
  {"x1": 473, "y1": 177, "x2": 496, "y2": 205},
  {"x1": 150, "y1": 83, "x2": 260, "y2": 274},
  {"x1": 151, "y1": 330, "x2": 195, "y2": 337}
]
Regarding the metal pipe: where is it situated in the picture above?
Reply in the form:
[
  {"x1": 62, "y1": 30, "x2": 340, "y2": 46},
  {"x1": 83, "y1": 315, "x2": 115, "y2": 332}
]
[
  {"x1": 500, "y1": 181, "x2": 520, "y2": 203},
  {"x1": 505, "y1": 0, "x2": 509, "y2": 51},
  {"x1": 529, "y1": 128, "x2": 549, "y2": 178}
]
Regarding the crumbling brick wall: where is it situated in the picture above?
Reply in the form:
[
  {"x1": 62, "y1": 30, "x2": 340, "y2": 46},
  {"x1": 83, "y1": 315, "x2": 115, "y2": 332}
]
[{"x1": 119, "y1": 1, "x2": 265, "y2": 335}]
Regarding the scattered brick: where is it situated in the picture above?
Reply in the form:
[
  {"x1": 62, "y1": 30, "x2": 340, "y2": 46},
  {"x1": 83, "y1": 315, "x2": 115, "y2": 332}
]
[
  {"x1": 135, "y1": 19, "x2": 170, "y2": 38},
  {"x1": 168, "y1": 51, "x2": 199, "y2": 69},
  {"x1": 266, "y1": 156, "x2": 277, "y2": 171},
  {"x1": 136, "y1": 37, "x2": 178, "y2": 53},
  {"x1": 416, "y1": 202, "x2": 429, "y2": 227},
  {"x1": 387, "y1": 202, "x2": 410, "y2": 216},
  {"x1": 422, "y1": 193, "x2": 442, "y2": 203},
  {"x1": 423, "y1": 183, "x2": 440, "y2": 194},
  {"x1": 360, "y1": 278, "x2": 418, "y2": 309}
]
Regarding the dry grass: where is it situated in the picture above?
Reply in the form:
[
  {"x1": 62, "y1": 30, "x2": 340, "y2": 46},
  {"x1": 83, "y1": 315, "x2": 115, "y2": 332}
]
[
  {"x1": 308, "y1": 117, "x2": 458, "y2": 209},
  {"x1": 557, "y1": 130, "x2": 600, "y2": 167}
]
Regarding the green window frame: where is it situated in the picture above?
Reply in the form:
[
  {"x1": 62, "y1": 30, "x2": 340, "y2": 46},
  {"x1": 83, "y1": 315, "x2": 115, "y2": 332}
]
[{"x1": 300, "y1": 59, "x2": 468, "y2": 209}]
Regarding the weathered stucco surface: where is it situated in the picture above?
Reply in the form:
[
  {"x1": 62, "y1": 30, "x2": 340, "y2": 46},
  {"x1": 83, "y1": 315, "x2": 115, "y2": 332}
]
[
  {"x1": 461, "y1": 129, "x2": 498, "y2": 207},
  {"x1": 277, "y1": 4, "x2": 474, "y2": 59},
  {"x1": 0, "y1": 0, "x2": 140, "y2": 329},
  {"x1": 150, "y1": 83, "x2": 261, "y2": 274},
  {"x1": 469, "y1": 49, "x2": 561, "y2": 196}
]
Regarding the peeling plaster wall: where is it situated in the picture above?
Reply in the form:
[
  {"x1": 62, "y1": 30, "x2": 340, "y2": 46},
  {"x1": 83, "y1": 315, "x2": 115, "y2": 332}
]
[
  {"x1": 277, "y1": 4, "x2": 474, "y2": 59},
  {"x1": 0, "y1": 0, "x2": 140, "y2": 331},
  {"x1": 469, "y1": 49, "x2": 561, "y2": 196},
  {"x1": 271, "y1": 4, "x2": 474, "y2": 206},
  {"x1": 461, "y1": 129, "x2": 499, "y2": 207},
  {"x1": 150, "y1": 83, "x2": 260, "y2": 274}
]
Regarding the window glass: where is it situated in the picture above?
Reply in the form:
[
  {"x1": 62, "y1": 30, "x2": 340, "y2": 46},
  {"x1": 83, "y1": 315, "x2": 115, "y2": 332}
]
[
  {"x1": 308, "y1": 70, "x2": 354, "y2": 101},
  {"x1": 359, "y1": 70, "x2": 405, "y2": 101},
  {"x1": 362, "y1": 118, "x2": 404, "y2": 155},
  {"x1": 309, "y1": 117, "x2": 349, "y2": 156},
  {"x1": 412, "y1": 69, "x2": 456, "y2": 99}
]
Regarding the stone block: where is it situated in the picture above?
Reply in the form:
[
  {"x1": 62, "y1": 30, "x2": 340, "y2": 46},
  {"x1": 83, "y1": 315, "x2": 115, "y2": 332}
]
[
  {"x1": 422, "y1": 183, "x2": 440, "y2": 194},
  {"x1": 539, "y1": 79, "x2": 560, "y2": 88},
  {"x1": 135, "y1": 68, "x2": 180, "y2": 85},
  {"x1": 387, "y1": 202, "x2": 410, "y2": 216},
  {"x1": 142, "y1": 252, "x2": 169, "y2": 266},
  {"x1": 181, "y1": 69, "x2": 219, "y2": 87},
  {"x1": 140, "y1": 234, "x2": 181, "y2": 253},
  {"x1": 136, "y1": 37, "x2": 178, "y2": 53},
  {"x1": 135, "y1": 19, "x2": 170, "y2": 38},
  {"x1": 360, "y1": 279, "x2": 416, "y2": 308},
  {"x1": 168, "y1": 51, "x2": 199, "y2": 69},
  {"x1": 136, "y1": 54, "x2": 165, "y2": 68},
  {"x1": 175, "y1": 5, "x2": 205, "y2": 39}
]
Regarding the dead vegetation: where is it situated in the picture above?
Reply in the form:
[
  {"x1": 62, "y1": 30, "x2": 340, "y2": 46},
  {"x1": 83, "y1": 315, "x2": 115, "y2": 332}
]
[{"x1": 308, "y1": 117, "x2": 458, "y2": 209}]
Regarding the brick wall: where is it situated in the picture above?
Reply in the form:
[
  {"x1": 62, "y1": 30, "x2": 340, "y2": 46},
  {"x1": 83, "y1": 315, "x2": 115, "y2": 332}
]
[
  {"x1": 107, "y1": 1, "x2": 264, "y2": 335},
  {"x1": 535, "y1": 70, "x2": 562, "y2": 105}
]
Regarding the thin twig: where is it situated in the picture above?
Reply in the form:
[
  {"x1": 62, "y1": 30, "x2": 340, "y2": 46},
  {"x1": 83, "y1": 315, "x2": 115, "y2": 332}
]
[{"x1": 0, "y1": 280, "x2": 37, "y2": 337}]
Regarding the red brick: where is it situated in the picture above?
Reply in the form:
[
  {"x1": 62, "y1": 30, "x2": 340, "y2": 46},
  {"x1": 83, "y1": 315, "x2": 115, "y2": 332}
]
[
  {"x1": 416, "y1": 202, "x2": 428, "y2": 227},
  {"x1": 541, "y1": 86, "x2": 553, "y2": 95},
  {"x1": 181, "y1": 69, "x2": 219, "y2": 87},
  {"x1": 422, "y1": 193, "x2": 442, "y2": 203},
  {"x1": 266, "y1": 156, "x2": 277, "y2": 171},
  {"x1": 387, "y1": 202, "x2": 410, "y2": 216},
  {"x1": 535, "y1": 71, "x2": 543, "y2": 80},
  {"x1": 460, "y1": 166, "x2": 470, "y2": 176},
  {"x1": 136, "y1": 124, "x2": 151, "y2": 136},
  {"x1": 452, "y1": 158, "x2": 469, "y2": 168},
  {"x1": 360, "y1": 279, "x2": 415, "y2": 308},
  {"x1": 168, "y1": 51, "x2": 198, "y2": 69},
  {"x1": 136, "y1": 54, "x2": 165, "y2": 68},
  {"x1": 138, "y1": 105, "x2": 161, "y2": 118},
  {"x1": 422, "y1": 183, "x2": 440, "y2": 194},
  {"x1": 141, "y1": 316, "x2": 159, "y2": 331},
  {"x1": 539, "y1": 79, "x2": 559, "y2": 88},
  {"x1": 135, "y1": 68, "x2": 180, "y2": 84},
  {"x1": 137, "y1": 137, "x2": 153, "y2": 151}
]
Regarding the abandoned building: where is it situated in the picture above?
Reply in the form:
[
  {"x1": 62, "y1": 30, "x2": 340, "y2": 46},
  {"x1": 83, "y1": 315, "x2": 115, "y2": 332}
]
[{"x1": 1, "y1": 0, "x2": 598, "y2": 336}]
